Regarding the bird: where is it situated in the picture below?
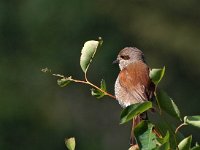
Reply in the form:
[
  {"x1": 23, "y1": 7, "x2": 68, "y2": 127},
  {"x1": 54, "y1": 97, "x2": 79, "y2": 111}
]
[
  {"x1": 114, "y1": 47, "x2": 154, "y2": 107},
  {"x1": 113, "y1": 47, "x2": 155, "y2": 144}
]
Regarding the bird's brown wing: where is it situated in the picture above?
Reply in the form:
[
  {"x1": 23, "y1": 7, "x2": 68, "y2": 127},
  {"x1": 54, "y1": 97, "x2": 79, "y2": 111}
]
[{"x1": 119, "y1": 61, "x2": 153, "y2": 103}]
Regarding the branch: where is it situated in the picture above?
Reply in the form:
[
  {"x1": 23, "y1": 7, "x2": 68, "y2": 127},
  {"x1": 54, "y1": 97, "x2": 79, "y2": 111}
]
[
  {"x1": 52, "y1": 73, "x2": 116, "y2": 99},
  {"x1": 175, "y1": 123, "x2": 186, "y2": 134}
]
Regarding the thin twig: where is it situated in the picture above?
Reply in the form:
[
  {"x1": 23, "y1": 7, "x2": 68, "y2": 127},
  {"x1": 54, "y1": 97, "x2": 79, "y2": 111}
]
[
  {"x1": 86, "y1": 80, "x2": 116, "y2": 99},
  {"x1": 70, "y1": 78, "x2": 88, "y2": 84},
  {"x1": 52, "y1": 71, "x2": 116, "y2": 99},
  {"x1": 70, "y1": 78, "x2": 116, "y2": 99},
  {"x1": 175, "y1": 123, "x2": 186, "y2": 134},
  {"x1": 153, "y1": 128, "x2": 162, "y2": 138},
  {"x1": 84, "y1": 72, "x2": 89, "y2": 82},
  {"x1": 52, "y1": 74, "x2": 65, "y2": 78},
  {"x1": 154, "y1": 88, "x2": 162, "y2": 115}
]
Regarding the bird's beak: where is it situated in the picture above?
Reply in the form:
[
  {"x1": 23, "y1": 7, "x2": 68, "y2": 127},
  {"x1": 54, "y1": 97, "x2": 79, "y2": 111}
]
[{"x1": 112, "y1": 59, "x2": 119, "y2": 64}]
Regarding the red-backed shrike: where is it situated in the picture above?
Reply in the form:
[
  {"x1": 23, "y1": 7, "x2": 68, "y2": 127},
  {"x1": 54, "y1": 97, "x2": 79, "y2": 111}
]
[
  {"x1": 113, "y1": 47, "x2": 155, "y2": 145},
  {"x1": 114, "y1": 47, "x2": 154, "y2": 108}
]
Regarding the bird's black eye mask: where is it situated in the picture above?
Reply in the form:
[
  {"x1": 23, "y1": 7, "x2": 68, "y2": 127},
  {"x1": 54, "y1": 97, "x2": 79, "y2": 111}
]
[{"x1": 120, "y1": 55, "x2": 130, "y2": 60}]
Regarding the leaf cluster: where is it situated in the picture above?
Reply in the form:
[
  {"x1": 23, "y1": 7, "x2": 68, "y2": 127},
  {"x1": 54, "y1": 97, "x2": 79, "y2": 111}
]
[{"x1": 121, "y1": 66, "x2": 200, "y2": 150}]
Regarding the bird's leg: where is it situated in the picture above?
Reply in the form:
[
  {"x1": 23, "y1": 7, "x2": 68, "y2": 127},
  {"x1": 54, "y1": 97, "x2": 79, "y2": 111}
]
[
  {"x1": 153, "y1": 128, "x2": 162, "y2": 138},
  {"x1": 130, "y1": 116, "x2": 141, "y2": 145},
  {"x1": 130, "y1": 118, "x2": 135, "y2": 145}
]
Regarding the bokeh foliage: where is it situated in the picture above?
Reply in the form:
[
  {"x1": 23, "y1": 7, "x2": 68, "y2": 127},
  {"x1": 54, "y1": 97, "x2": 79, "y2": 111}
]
[{"x1": 0, "y1": 0, "x2": 200, "y2": 150}]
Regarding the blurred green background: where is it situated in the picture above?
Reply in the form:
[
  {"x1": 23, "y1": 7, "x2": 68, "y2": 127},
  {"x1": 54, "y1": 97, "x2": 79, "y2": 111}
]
[{"x1": 0, "y1": 0, "x2": 200, "y2": 149}]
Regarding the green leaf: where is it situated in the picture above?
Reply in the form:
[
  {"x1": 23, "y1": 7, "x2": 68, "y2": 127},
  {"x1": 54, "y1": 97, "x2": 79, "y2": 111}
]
[
  {"x1": 91, "y1": 79, "x2": 107, "y2": 99},
  {"x1": 80, "y1": 40, "x2": 100, "y2": 73},
  {"x1": 191, "y1": 146, "x2": 200, "y2": 150},
  {"x1": 156, "y1": 89, "x2": 181, "y2": 120},
  {"x1": 178, "y1": 136, "x2": 192, "y2": 150},
  {"x1": 134, "y1": 121, "x2": 157, "y2": 149},
  {"x1": 184, "y1": 116, "x2": 200, "y2": 128},
  {"x1": 156, "y1": 131, "x2": 170, "y2": 144},
  {"x1": 191, "y1": 143, "x2": 200, "y2": 150},
  {"x1": 100, "y1": 79, "x2": 106, "y2": 91},
  {"x1": 57, "y1": 76, "x2": 72, "y2": 87},
  {"x1": 120, "y1": 102, "x2": 152, "y2": 124},
  {"x1": 154, "y1": 132, "x2": 170, "y2": 150},
  {"x1": 153, "y1": 142, "x2": 170, "y2": 150},
  {"x1": 148, "y1": 110, "x2": 184, "y2": 149},
  {"x1": 65, "y1": 137, "x2": 75, "y2": 150},
  {"x1": 150, "y1": 67, "x2": 165, "y2": 85},
  {"x1": 91, "y1": 88, "x2": 104, "y2": 99}
]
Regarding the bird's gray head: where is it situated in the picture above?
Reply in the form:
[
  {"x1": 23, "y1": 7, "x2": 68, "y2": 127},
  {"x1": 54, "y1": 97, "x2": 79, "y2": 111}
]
[{"x1": 114, "y1": 47, "x2": 145, "y2": 70}]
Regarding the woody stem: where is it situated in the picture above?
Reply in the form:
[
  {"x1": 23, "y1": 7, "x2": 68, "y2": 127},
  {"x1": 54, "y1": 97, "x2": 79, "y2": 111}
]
[
  {"x1": 52, "y1": 73, "x2": 116, "y2": 99},
  {"x1": 175, "y1": 123, "x2": 186, "y2": 134},
  {"x1": 69, "y1": 74, "x2": 116, "y2": 99},
  {"x1": 86, "y1": 80, "x2": 116, "y2": 99}
]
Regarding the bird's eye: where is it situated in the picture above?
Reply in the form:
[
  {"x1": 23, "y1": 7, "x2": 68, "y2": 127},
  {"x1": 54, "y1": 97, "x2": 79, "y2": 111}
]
[{"x1": 120, "y1": 55, "x2": 130, "y2": 60}]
